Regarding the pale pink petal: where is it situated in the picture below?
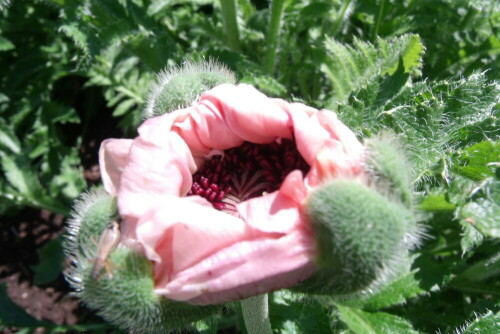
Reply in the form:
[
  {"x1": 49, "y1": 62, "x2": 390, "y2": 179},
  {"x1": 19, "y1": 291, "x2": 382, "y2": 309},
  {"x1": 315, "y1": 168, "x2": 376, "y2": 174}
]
[
  {"x1": 287, "y1": 105, "x2": 332, "y2": 166},
  {"x1": 155, "y1": 230, "x2": 316, "y2": 304},
  {"x1": 100, "y1": 83, "x2": 366, "y2": 306},
  {"x1": 189, "y1": 102, "x2": 244, "y2": 151},
  {"x1": 201, "y1": 84, "x2": 293, "y2": 144},
  {"x1": 236, "y1": 170, "x2": 307, "y2": 233},
  {"x1": 278, "y1": 169, "x2": 308, "y2": 203},
  {"x1": 98, "y1": 139, "x2": 133, "y2": 195},
  {"x1": 172, "y1": 115, "x2": 212, "y2": 166},
  {"x1": 118, "y1": 125, "x2": 196, "y2": 218},
  {"x1": 135, "y1": 196, "x2": 249, "y2": 281},
  {"x1": 316, "y1": 110, "x2": 364, "y2": 165}
]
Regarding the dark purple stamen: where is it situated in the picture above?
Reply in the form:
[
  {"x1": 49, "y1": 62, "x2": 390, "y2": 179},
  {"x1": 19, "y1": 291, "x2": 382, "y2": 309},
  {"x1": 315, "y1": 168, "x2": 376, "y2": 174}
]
[{"x1": 187, "y1": 139, "x2": 310, "y2": 213}]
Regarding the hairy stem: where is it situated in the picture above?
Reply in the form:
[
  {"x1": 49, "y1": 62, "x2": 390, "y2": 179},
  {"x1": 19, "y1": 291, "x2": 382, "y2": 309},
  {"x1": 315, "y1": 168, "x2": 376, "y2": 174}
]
[
  {"x1": 241, "y1": 294, "x2": 273, "y2": 334},
  {"x1": 264, "y1": 0, "x2": 286, "y2": 74},
  {"x1": 220, "y1": 0, "x2": 241, "y2": 51}
]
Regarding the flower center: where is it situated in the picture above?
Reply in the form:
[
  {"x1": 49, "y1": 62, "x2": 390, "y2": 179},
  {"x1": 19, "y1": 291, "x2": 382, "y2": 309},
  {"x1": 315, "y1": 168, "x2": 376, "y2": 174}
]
[{"x1": 187, "y1": 139, "x2": 310, "y2": 213}]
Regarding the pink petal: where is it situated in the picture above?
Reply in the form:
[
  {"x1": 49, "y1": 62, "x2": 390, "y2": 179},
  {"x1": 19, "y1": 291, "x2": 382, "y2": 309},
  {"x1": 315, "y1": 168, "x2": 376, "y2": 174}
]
[
  {"x1": 316, "y1": 110, "x2": 364, "y2": 163},
  {"x1": 100, "y1": 83, "x2": 367, "y2": 306},
  {"x1": 237, "y1": 170, "x2": 307, "y2": 233},
  {"x1": 98, "y1": 139, "x2": 133, "y2": 195},
  {"x1": 155, "y1": 230, "x2": 316, "y2": 304},
  {"x1": 201, "y1": 84, "x2": 293, "y2": 144},
  {"x1": 187, "y1": 101, "x2": 244, "y2": 151},
  {"x1": 135, "y1": 196, "x2": 249, "y2": 279},
  {"x1": 117, "y1": 114, "x2": 197, "y2": 218},
  {"x1": 287, "y1": 105, "x2": 332, "y2": 166}
]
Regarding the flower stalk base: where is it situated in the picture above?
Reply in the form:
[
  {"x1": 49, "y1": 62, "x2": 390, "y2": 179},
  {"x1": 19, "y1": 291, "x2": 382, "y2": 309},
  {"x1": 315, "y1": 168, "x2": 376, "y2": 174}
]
[{"x1": 241, "y1": 294, "x2": 273, "y2": 334}]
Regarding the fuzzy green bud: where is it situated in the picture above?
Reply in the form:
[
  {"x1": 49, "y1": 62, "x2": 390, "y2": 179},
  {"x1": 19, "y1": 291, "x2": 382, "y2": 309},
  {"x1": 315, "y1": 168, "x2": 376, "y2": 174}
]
[
  {"x1": 144, "y1": 59, "x2": 236, "y2": 118},
  {"x1": 296, "y1": 180, "x2": 413, "y2": 295},
  {"x1": 364, "y1": 133, "x2": 413, "y2": 207},
  {"x1": 65, "y1": 189, "x2": 220, "y2": 333}
]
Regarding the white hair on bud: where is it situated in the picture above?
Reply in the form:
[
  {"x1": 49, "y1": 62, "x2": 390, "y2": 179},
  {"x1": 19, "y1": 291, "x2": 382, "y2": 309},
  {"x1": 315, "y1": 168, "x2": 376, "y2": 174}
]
[
  {"x1": 144, "y1": 58, "x2": 236, "y2": 119},
  {"x1": 64, "y1": 187, "x2": 112, "y2": 293}
]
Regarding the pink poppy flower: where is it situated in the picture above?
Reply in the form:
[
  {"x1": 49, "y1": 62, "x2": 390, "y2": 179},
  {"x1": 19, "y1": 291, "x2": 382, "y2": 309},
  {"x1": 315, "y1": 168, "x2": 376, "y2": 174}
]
[{"x1": 99, "y1": 84, "x2": 365, "y2": 305}]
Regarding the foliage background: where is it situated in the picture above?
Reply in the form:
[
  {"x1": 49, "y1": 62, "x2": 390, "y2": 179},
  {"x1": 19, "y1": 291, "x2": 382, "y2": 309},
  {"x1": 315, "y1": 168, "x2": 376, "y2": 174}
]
[{"x1": 0, "y1": 0, "x2": 499, "y2": 333}]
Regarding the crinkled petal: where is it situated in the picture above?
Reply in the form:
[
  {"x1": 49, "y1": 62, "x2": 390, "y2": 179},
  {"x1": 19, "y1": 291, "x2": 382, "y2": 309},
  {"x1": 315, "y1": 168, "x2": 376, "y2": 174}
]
[
  {"x1": 288, "y1": 105, "x2": 332, "y2": 166},
  {"x1": 135, "y1": 196, "x2": 249, "y2": 280},
  {"x1": 100, "y1": 83, "x2": 366, "y2": 306},
  {"x1": 237, "y1": 170, "x2": 307, "y2": 233},
  {"x1": 200, "y1": 84, "x2": 293, "y2": 144},
  {"x1": 316, "y1": 110, "x2": 364, "y2": 165},
  {"x1": 98, "y1": 139, "x2": 133, "y2": 195},
  {"x1": 155, "y1": 230, "x2": 316, "y2": 304},
  {"x1": 188, "y1": 102, "x2": 244, "y2": 151},
  {"x1": 118, "y1": 113, "x2": 197, "y2": 218}
]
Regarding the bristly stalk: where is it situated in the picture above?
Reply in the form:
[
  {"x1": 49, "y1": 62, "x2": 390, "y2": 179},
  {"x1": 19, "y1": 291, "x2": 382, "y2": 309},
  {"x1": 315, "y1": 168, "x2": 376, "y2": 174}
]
[
  {"x1": 241, "y1": 294, "x2": 273, "y2": 334},
  {"x1": 220, "y1": 0, "x2": 241, "y2": 51},
  {"x1": 264, "y1": 0, "x2": 286, "y2": 74}
]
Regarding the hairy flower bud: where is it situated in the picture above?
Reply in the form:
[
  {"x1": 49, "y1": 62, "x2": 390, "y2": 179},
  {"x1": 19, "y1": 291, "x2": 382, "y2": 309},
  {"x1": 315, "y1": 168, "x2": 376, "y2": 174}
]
[
  {"x1": 144, "y1": 59, "x2": 236, "y2": 118},
  {"x1": 64, "y1": 188, "x2": 220, "y2": 333},
  {"x1": 298, "y1": 180, "x2": 412, "y2": 294}
]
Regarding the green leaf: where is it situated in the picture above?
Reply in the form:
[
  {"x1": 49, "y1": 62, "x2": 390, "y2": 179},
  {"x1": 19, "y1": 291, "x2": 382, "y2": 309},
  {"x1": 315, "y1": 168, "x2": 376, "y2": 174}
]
[
  {"x1": 453, "y1": 252, "x2": 500, "y2": 284},
  {"x1": 0, "y1": 153, "x2": 39, "y2": 197},
  {"x1": 460, "y1": 221, "x2": 484, "y2": 255},
  {"x1": 338, "y1": 72, "x2": 499, "y2": 183},
  {"x1": 0, "y1": 283, "x2": 42, "y2": 327},
  {"x1": 453, "y1": 141, "x2": 500, "y2": 181},
  {"x1": 343, "y1": 271, "x2": 425, "y2": 311},
  {"x1": 32, "y1": 237, "x2": 65, "y2": 285},
  {"x1": 322, "y1": 34, "x2": 424, "y2": 103},
  {"x1": 460, "y1": 311, "x2": 500, "y2": 334},
  {"x1": 0, "y1": 118, "x2": 21, "y2": 154},
  {"x1": 336, "y1": 304, "x2": 422, "y2": 334},
  {"x1": 0, "y1": 36, "x2": 14, "y2": 51},
  {"x1": 460, "y1": 198, "x2": 500, "y2": 238},
  {"x1": 419, "y1": 194, "x2": 456, "y2": 211},
  {"x1": 112, "y1": 98, "x2": 138, "y2": 117},
  {"x1": 270, "y1": 291, "x2": 334, "y2": 334}
]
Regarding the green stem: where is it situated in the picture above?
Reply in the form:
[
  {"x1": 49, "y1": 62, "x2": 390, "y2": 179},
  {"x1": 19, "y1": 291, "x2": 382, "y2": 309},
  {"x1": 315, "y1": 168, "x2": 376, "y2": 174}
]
[
  {"x1": 241, "y1": 294, "x2": 273, "y2": 334},
  {"x1": 372, "y1": 0, "x2": 386, "y2": 42},
  {"x1": 331, "y1": 0, "x2": 352, "y2": 37},
  {"x1": 264, "y1": 0, "x2": 286, "y2": 74},
  {"x1": 220, "y1": 0, "x2": 240, "y2": 51}
]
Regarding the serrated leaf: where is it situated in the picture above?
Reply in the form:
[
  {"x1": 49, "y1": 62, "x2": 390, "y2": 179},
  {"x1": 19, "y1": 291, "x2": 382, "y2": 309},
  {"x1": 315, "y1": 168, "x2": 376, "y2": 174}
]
[
  {"x1": 50, "y1": 151, "x2": 86, "y2": 200},
  {"x1": 0, "y1": 153, "x2": 39, "y2": 196},
  {"x1": 460, "y1": 311, "x2": 500, "y2": 334},
  {"x1": 460, "y1": 221, "x2": 484, "y2": 254},
  {"x1": 343, "y1": 271, "x2": 425, "y2": 311},
  {"x1": 322, "y1": 34, "x2": 424, "y2": 103},
  {"x1": 32, "y1": 237, "x2": 65, "y2": 285},
  {"x1": 460, "y1": 198, "x2": 500, "y2": 238},
  {"x1": 336, "y1": 304, "x2": 422, "y2": 334},
  {"x1": 340, "y1": 72, "x2": 500, "y2": 183}
]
